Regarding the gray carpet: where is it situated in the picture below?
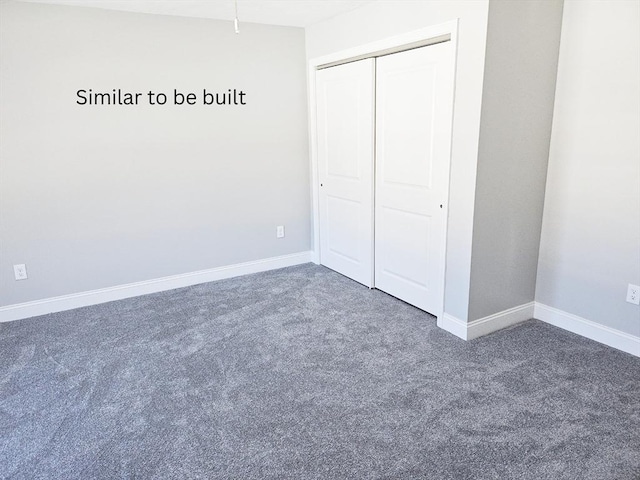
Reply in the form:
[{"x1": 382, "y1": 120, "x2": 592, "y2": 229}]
[{"x1": 1, "y1": 264, "x2": 639, "y2": 479}]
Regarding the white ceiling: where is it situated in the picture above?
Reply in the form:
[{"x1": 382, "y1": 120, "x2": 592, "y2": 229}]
[{"x1": 16, "y1": 0, "x2": 375, "y2": 27}]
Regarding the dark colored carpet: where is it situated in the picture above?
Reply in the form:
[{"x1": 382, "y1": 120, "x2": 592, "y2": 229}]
[{"x1": 1, "y1": 263, "x2": 639, "y2": 479}]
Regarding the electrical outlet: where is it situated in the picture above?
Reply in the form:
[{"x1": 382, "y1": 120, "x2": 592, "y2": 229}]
[
  {"x1": 13, "y1": 264, "x2": 28, "y2": 280},
  {"x1": 276, "y1": 225, "x2": 285, "y2": 238},
  {"x1": 627, "y1": 284, "x2": 640, "y2": 305}
]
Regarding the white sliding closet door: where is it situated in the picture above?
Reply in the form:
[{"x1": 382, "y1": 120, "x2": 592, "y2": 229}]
[
  {"x1": 316, "y1": 59, "x2": 375, "y2": 287},
  {"x1": 374, "y1": 43, "x2": 454, "y2": 314}
]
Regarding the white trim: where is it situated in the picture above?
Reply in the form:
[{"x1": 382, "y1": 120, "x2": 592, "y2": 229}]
[
  {"x1": 467, "y1": 302, "x2": 535, "y2": 340},
  {"x1": 316, "y1": 34, "x2": 451, "y2": 70},
  {"x1": 307, "y1": 20, "x2": 460, "y2": 320},
  {"x1": 437, "y1": 302, "x2": 639, "y2": 358},
  {"x1": 437, "y1": 313, "x2": 468, "y2": 340},
  {"x1": 0, "y1": 251, "x2": 312, "y2": 323},
  {"x1": 309, "y1": 21, "x2": 459, "y2": 69},
  {"x1": 437, "y1": 302, "x2": 534, "y2": 340},
  {"x1": 307, "y1": 62, "x2": 321, "y2": 265},
  {"x1": 534, "y1": 303, "x2": 640, "y2": 358}
]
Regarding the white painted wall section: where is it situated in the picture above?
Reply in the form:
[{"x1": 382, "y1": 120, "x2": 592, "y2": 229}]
[
  {"x1": 469, "y1": 0, "x2": 563, "y2": 321},
  {"x1": 0, "y1": 1, "x2": 311, "y2": 308},
  {"x1": 536, "y1": 0, "x2": 640, "y2": 338}
]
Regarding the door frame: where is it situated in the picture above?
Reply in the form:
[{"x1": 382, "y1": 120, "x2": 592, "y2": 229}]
[{"x1": 307, "y1": 20, "x2": 459, "y2": 321}]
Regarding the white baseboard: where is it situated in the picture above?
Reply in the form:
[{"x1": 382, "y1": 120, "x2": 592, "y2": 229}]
[
  {"x1": 534, "y1": 303, "x2": 640, "y2": 357},
  {"x1": 438, "y1": 301, "x2": 639, "y2": 357},
  {"x1": 5, "y1": 263, "x2": 637, "y2": 358},
  {"x1": 438, "y1": 302, "x2": 535, "y2": 341},
  {"x1": 467, "y1": 302, "x2": 536, "y2": 340},
  {"x1": 437, "y1": 313, "x2": 468, "y2": 339},
  {"x1": 0, "y1": 251, "x2": 312, "y2": 323}
]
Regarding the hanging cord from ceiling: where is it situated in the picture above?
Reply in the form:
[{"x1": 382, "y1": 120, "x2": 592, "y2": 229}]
[{"x1": 234, "y1": 0, "x2": 240, "y2": 34}]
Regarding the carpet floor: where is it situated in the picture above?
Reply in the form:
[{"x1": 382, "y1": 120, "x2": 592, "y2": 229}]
[{"x1": 1, "y1": 263, "x2": 639, "y2": 479}]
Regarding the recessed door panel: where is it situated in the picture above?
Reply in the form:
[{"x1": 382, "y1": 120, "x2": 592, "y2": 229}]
[
  {"x1": 378, "y1": 207, "x2": 430, "y2": 288},
  {"x1": 317, "y1": 59, "x2": 375, "y2": 287},
  {"x1": 325, "y1": 195, "x2": 361, "y2": 262},
  {"x1": 380, "y1": 64, "x2": 436, "y2": 189}
]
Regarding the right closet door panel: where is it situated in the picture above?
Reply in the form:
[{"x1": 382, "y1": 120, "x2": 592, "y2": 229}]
[{"x1": 374, "y1": 42, "x2": 454, "y2": 314}]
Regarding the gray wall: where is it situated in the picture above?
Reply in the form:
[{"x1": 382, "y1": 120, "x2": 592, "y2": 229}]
[
  {"x1": 468, "y1": 0, "x2": 564, "y2": 321},
  {"x1": 0, "y1": 1, "x2": 310, "y2": 306},
  {"x1": 306, "y1": 0, "x2": 490, "y2": 322},
  {"x1": 536, "y1": 0, "x2": 640, "y2": 336}
]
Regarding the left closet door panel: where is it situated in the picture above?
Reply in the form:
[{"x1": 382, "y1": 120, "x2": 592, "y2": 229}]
[{"x1": 316, "y1": 59, "x2": 375, "y2": 287}]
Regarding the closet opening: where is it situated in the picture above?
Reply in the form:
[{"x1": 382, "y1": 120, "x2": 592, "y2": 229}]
[{"x1": 309, "y1": 21, "x2": 458, "y2": 321}]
